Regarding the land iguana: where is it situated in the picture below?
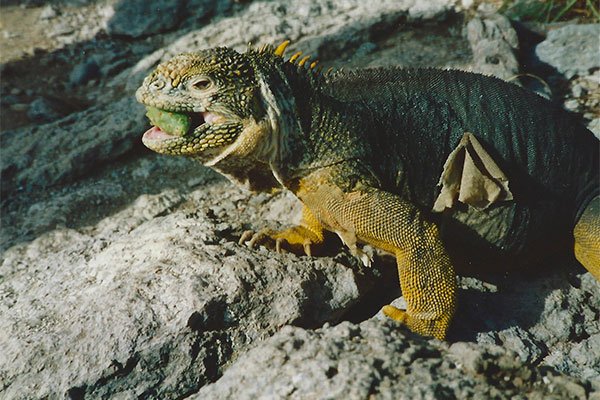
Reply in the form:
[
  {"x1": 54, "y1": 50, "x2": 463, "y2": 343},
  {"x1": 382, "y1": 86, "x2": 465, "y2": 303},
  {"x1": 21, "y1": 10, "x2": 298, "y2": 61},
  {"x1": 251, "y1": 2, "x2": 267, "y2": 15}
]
[{"x1": 135, "y1": 41, "x2": 600, "y2": 340}]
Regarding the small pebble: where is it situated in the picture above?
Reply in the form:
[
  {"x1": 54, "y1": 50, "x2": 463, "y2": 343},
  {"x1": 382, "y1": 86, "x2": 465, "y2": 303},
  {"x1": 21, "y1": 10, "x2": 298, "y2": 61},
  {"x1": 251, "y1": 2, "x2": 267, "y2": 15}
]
[
  {"x1": 563, "y1": 99, "x2": 580, "y2": 111},
  {"x1": 40, "y1": 5, "x2": 60, "y2": 20},
  {"x1": 571, "y1": 83, "x2": 583, "y2": 98}
]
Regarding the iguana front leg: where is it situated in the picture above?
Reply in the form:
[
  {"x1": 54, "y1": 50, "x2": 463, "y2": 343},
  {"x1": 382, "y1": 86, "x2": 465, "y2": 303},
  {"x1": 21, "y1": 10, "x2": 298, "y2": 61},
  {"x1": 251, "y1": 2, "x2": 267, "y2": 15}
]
[
  {"x1": 239, "y1": 205, "x2": 325, "y2": 256},
  {"x1": 300, "y1": 180, "x2": 457, "y2": 340}
]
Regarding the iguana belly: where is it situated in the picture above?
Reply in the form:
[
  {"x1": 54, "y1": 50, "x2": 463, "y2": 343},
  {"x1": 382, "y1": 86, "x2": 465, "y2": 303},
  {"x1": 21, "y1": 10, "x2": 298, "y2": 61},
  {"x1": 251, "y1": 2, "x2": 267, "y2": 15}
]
[{"x1": 440, "y1": 200, "x2": 570, "y2": 271}]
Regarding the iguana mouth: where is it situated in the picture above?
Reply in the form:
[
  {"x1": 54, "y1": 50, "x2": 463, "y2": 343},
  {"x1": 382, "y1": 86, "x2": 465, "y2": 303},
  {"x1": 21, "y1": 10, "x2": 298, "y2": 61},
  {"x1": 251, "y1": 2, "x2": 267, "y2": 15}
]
[
  {"x1": 142, "y1": 106, "x2": 223, "y2": 141},
  {"x1": 141, "y1": 106, "x2": 241, "y2": 156}
]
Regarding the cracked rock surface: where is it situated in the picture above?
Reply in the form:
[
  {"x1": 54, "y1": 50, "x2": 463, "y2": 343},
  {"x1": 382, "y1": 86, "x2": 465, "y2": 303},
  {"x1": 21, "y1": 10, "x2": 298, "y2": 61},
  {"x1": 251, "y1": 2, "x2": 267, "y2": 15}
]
[{"x1": 1, "y1": 0, "x2": 599, "y2": 399}]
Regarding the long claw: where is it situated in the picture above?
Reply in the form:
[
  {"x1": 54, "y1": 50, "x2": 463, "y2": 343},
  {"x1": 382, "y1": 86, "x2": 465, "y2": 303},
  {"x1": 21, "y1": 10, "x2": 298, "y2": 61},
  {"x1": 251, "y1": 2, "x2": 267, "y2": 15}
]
[
  {"x1": 360, "y1": 251, "x2": 373, "y2": 267},
  {"x1": 239, "y1": 230, "x2": 255, "y2": 245},
  {"x1": 275, "y1": 237, "x2": 283, "y2": 253},
  {"x1": 303, "y1": 242, "x2": 312, "y2": 257},
  {"x1": 248, "y1": 230, "x2": 267, "y2": 248}
]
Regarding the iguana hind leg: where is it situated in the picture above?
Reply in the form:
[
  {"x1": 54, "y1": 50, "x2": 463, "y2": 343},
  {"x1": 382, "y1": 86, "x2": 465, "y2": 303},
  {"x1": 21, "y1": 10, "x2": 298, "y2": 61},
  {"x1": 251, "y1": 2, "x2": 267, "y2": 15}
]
[
  {"x1": 574, "y1": 196, "x2": 600, "y2": 281},
  {"x1": 302, "y1": 184, "x2": 457, "y2": 340}
]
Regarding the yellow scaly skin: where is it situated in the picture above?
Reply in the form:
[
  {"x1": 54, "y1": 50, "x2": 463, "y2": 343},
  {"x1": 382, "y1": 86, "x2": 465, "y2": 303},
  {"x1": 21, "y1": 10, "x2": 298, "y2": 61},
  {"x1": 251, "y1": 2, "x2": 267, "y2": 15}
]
[{"x1": 292, "y1": 168, "x2": 456, "y2": 338}]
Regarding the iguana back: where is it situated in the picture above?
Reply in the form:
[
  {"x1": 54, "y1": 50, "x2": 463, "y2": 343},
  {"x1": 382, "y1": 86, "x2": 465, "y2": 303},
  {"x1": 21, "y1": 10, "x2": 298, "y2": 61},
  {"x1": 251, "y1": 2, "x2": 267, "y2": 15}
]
[
  {"x1": 324, "y1": 68, "x2": 598, "y2": 261},
  {"x1": 329, "y1": 68, "x2": 599, "y2": 217}
]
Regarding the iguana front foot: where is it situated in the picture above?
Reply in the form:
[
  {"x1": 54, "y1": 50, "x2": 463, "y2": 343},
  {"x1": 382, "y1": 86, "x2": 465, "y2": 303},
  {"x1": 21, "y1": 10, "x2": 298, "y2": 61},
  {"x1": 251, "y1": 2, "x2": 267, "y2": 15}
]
[
  {"x1": 239, "y1": 225, "x2": 322, "y2": 256},
  {"x1": 239, "y1": 205, "x2": 325, "y2": 256}
]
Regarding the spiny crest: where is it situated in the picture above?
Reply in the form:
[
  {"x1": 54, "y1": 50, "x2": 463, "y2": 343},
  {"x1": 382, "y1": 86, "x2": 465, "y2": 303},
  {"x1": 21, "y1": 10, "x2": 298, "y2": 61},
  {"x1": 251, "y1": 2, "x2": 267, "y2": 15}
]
[
  {"x1": 247, "y1": 40, "x2": 339, "y2": 76},
  {"x1": 192, "y1": 47, "x2": 253, "y2": 79}
]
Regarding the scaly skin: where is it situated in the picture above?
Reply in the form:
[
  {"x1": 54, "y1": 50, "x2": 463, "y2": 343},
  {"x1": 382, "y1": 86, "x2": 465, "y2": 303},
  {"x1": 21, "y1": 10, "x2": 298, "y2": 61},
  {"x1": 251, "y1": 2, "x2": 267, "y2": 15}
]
[{"x1": 136, "y1": 42, "x2": 599, "y2": 340}]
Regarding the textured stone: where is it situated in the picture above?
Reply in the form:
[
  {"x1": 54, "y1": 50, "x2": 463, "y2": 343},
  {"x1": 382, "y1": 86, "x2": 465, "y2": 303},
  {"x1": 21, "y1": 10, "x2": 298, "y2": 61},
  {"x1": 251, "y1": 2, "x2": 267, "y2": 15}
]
[
  {"x1": 27, "y1": 96, "x2": 71, "y2": 123},
  {"x1": 122, "y1": 0, "x2": 458, "y2": 90},
  {"x1": 466, "y1": 14, "x2": 520, "y2": 79},
  {"x1": 534, "y1": 24, "x2": 600, "y2": 79},
  {"x1": 69, "y1": 59, "x2": 101, "y2": 85},
  {"x1": 192, "y1": 320, "x2": 595, "y2": 400},
  {"x1": 106, "y1": 0, "x2": 186, "y2": 38},
  {"x1": 0, "y1": 205, "x2": 368, "y2": 399},
  {"x1": 1, "y1": 96, "x2": 145, "y2": 195}
]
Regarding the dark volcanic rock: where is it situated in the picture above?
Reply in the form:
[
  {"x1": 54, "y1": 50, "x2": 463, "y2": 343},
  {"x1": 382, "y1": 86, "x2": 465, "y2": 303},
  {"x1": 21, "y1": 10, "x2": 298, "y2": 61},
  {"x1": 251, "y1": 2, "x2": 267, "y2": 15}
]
[
  {"x1": 107, "y1": 0, "x2": 186, "y2": 38},
  {"x1": 1, "y1": 96, "x2": 145, "y2": 195}
]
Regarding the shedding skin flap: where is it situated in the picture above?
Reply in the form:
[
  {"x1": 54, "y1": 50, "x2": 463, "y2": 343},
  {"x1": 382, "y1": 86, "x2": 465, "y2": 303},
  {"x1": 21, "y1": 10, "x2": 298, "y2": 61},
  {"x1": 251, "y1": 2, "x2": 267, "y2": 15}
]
[{"x1": 433, "y1": 132, "x2": 513, "y2": 212}]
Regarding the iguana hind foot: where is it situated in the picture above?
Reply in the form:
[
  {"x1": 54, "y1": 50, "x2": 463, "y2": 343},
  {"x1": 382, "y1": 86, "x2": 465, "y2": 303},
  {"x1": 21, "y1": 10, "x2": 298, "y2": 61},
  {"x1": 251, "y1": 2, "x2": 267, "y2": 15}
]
[{"x1": 382, "y1": 305, "x2": 450, "y2": 340}]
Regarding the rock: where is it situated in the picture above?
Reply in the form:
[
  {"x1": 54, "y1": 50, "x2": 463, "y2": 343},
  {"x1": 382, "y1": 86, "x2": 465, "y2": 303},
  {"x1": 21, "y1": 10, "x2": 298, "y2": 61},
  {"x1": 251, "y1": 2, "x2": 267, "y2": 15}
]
[
  {"x1": 121, "y1": 0, "x2": 457, "y2": 90},
  {"x1": 477, "y1": 326, "x2": 547, "y2": 364},
  {"x1": 106, "y1": 0, "x2": 186, "y2": 38},
  {"x1": 563, "y1": 99, "x2": 580, "y2": 112},
  {"x1": 48, "y1": 21, "x2": 75, "y2": 38},
  {"x1": 19, "y1": 0, "x2": 44, "y2": 8},
  {"x1": 466, "y1": 14, "x2": 520, "y2": 80},
  {"x1": 69, "y1": 59, "x2": 101, "y2": 86},
  {"x1": 192, "y1": 320, "x2": 593, "y2": 399},
  {"x1": 27, "y1": 96, "x2": 72, "y2": 123},
  {"x1": 352, "y1": 41, "x2": 377, "y2": 60},
  {"x1": 184, "y1": 0, "x2": 224, "y2": 25},
  {"x1": 534, "y1": 24, "x2": 600, "y2": 79},
  {"x1": 2, "y1": 1, "x2": 600, "y2": 399},
  {"x1": 0, "y1": 204, "x2": 371, "y2": 399},
  {"x1": 588, "y1": 118, "x2": 600, "y2": 140},
  {"x1": 100, "y1": 59, "x2": 130, "y2": 78},
  {"x1": 0, "y1": 94, "x2": 22, "y2": 107},
  {"x1": 39, "y1": 5, "x2": 60, "y2": 20},
  {"x1": 1, "y1": 96, "x2": 145, "y2": 195},
  {"x1": 571, "y1": 83, "x2": 584, "y2": 98}
]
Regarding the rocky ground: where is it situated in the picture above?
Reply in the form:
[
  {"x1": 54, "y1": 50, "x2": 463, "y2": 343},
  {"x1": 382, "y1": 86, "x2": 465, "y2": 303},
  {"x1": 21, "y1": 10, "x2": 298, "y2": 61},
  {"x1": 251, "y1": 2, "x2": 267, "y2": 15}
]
[{"x1": 1, "y1": 1, "x2": 599, "y2": 399}]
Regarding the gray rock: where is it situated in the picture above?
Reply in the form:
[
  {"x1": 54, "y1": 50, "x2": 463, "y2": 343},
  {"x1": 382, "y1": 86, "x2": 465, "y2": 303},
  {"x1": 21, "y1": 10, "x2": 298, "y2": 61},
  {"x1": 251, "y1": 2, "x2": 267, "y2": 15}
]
[
  {"x1": 466, "y1": 14, "x2": 520, "y2": 80},
  {"x1": 184, "y1": 0, "x2": 223, "y2": 23},
  {"x1": 69, "y1": 59, "x2": 101, "y2": 85},
  {"x1": 534, "y1": 24, "x2": 600, "y2": 79},
  {"x1": 48, "y1": 21, "x2": 75, "y2": 38},
  {"x1": 571, "y1": 83, "x2": 584, "y2": 98},
  {"x1": 192, "y1": 320, "x2": 593, "y2": 399},
  {"x1": 107, "y1": 0, "x2": 186, "y2": 38},
  {"x1": 121, "y1": 0, "x2": 457, "y2": 90},
  {"x1": 100, "y1": 59, "x2": 130, "y2": 78},
  {"x1": 39, "y1": 5, "x2": 60, "y2": 20},
  {"x1": 0, "y1": 204, "x2": 369, "y2": 399},
  {"x1": 1, "y1": 96, "x2": 145, "y2": 195},
  {"x1": 3, "y1": 1, "x2": 600, "y2": 399},
  {"x1": 27, "y1": 96, "x2": 71, "y2": 123},
  {"x1": 0, "y1": 94, "x2": 22, "y2": 107},
  {"x1": 563, "y1": 98, "x2": 581, "y2": 112},
  {"x1": 480, "y1": 326, "x2": 547, "y2": 364},
  {"x1": 588, "y1": 117, "x2": 600, "y2": 140}
]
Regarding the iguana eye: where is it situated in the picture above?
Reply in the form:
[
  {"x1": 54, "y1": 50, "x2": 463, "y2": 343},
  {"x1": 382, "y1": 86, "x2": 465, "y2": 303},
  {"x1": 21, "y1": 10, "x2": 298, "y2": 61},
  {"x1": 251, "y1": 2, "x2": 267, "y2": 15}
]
[
  {"x1": 151, "y1": 79, "x2": 166, "y2": 90},
  {"x1": 190, "y1": 78, "x2": 213, "y2": 91}
]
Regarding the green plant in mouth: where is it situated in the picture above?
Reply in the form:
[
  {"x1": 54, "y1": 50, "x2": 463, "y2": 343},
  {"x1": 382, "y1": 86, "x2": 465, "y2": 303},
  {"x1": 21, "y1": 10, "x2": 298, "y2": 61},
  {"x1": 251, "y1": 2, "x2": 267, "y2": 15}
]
[{"x1": 145, "y1": 106, "x2": 191, "y2": 136}]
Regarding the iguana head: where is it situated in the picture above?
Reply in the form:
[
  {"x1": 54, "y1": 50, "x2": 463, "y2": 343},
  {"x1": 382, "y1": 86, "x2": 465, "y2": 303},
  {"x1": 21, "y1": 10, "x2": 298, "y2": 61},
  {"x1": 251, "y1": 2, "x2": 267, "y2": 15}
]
[
  {"x1": 136, "y1": 42, "x2": 327, "y2": 191},
  {"x1": 135, "y1": 46, "x2": 265, "y2": 160}
]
